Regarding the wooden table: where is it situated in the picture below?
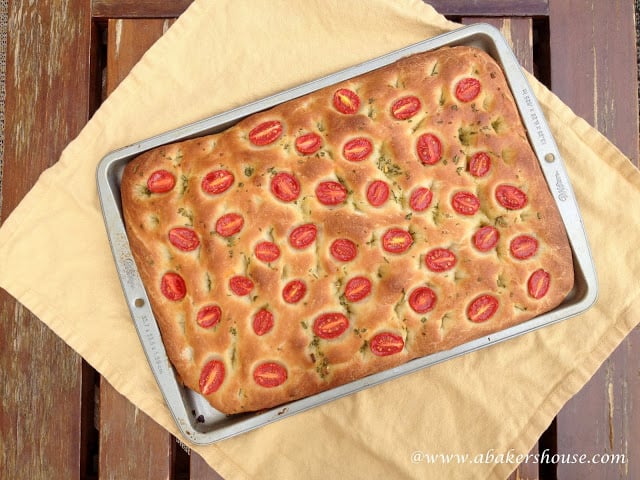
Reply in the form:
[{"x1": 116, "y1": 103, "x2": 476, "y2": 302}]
[{"x1": 1, "y1": 1, "x2": 638, "y2": 478}]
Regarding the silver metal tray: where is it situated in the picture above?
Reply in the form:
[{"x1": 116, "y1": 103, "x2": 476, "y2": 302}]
[{"x1": 96, "y1": 23, "x2": 598, "y2": 445}]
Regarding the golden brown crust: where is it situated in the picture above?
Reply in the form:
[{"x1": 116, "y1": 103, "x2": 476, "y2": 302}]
[{"x1": 121, "y1": 46, "x2": 574, "y2": 414}]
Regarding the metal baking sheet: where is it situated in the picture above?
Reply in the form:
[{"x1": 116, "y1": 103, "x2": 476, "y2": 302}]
[{"x1": 96, "y1": 23, "x2": 598, "y2": 445}]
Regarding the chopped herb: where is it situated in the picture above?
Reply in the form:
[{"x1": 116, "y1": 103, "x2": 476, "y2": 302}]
[
  {"x1": 177, "y1": 207, "x2": 194, "y2": 226},
  {"x1": 244, "y1": 166, "x2": 254, "y2": 177}
]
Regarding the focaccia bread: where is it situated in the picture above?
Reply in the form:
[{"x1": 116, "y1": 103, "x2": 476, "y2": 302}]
[{"x1": 120, "y1": 46, "x2": 574, "y2": 414}]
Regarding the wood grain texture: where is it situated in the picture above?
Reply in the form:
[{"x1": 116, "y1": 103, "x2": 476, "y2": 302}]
[
  {"x1": 92, "y1": 0, "x2": 194, "y2": 19},
  {"x1": 549, "y1": 1, "x2": 639, "y2": 478},
  {"x1": 424, "y1": 0, "x2": 548, "y2": 16},
  {"x1": 1, "y1": 0, "x2": 96, "y2": 478},
  {"x1": 98, "y1": 380, "x2": 175, "y2": 479}
]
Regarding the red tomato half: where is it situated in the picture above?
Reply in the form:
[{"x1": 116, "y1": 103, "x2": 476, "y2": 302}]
[
  {"x1": 468, "y1": 152, "x2": 491, "y2": 177},
  {"x1": 451, "y1": 191, "x2": 480, "y2": 216},
  {"x1": 473, "y1": 226, "x2": 499, "y2": 252},
  {"x1": 416, "y1": 133, "x2": 442, "y2": 165},
  {"x1": 455, "y1": 77, "x2": 481, "y2": 102},
  {"x1": 289, "y1": 223, "x2": 317, "y2": 249},
  {"x1": 253, "y1": 309, "x2": 275, "y2": 336},
  {"x1": 467, "y1": 295, "x2": 499, "y2": 323},
  {"x1": 160, "y1": 272, "x2": 186, "y2": 301},
  {"x1": 510, "y1": 235, "x2": 539, "y2": 260},
  {"x1": 382, "y1": 228, "x2": 413, "y2": 254},
  {"x1": 282, "y1": 279, "x2": 306, "y2": 304},
  {"x1": 199, "y1": 359, "x2": 225, "y2": 395},
  {"x1": 344, "y1": 276, "x2": 372, "y2": 302},
  {"x1": 370, "y1": 332, "x2": 405, "y2": 356},
  {"x1": 410, "y1": 187, "x2": 433, "y2": 211},
  {"x1": 229, "y1": 275, "x2": 254, "y2": 296},
  {"x1": 495, "y1": 184, "x2": 528, "y2": 210},
  {"x1": 253, "y1": 362, "x2": 287, "y2": 388},
  {"x1": 254, "y1": 241, "x2": 281, "y2": 263},
  {"x1": 271, "y1": 172, "x2": 301, "y2": 202},
  {"x1": 409, "y1": 286, "x2": 437, "y2": 314},
  {"x1": 215, "y1": 213, "x2": 244, "y2": 237},
  {"x1": 343, "y1": 137, "x2": 373, "y2": 162},
  {"x1": 249, "y1": 120, "x2": 283, "y2": 146},
  {"x1": 330, "y1": 238, "x2": 358, "y2": 262},
  {"x1": 313, "y1": 312, "x2": 349, "y2": 339},
  {"x1": 425, "y1": 248, "x2": 457, "y2": 272},
  {"x1": 333, "y1": 88, "x2": 360, "y2": 114},
  {"x1": 196, "y1": 305, "x2": 222, "y2": 329},
  {"x1": 201, "y1": 169, "x2": 234, "y2": 194},
  {"x1": 366, "y1": 180, "x2": 390, "y2": 207},
  {"x1": 391, "y1": 95, "x2": 421, "y2": 120},
  {"x1": 168, "y1": 227, "x2": 200, "y2": 252},
  {"x1": 147, "y1": 169, "x2": 176, "y2": 193},
  {"x1": 316, "y1": 181, "x2": 347, "y2": 205},
  {"x1": 528, "y1": 269, "x2": 551, "y2": 299},
  {"x1": 295, "y1": 132, "x2": 322, "y2": 155}
]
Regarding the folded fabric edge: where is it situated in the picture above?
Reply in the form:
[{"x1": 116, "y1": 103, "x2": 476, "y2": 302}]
[{"x1": 489, "y1": 298, "x2": 640, "y2": 479}]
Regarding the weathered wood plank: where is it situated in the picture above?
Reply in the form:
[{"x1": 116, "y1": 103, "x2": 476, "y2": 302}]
[
  {"x1": 1, "y1": 0, "x2": 96, "y2": 478},
  {"x1": 549, "y1": 0, "x2": 639, "y2": 164},
  {"x1": 549, "y1": 1, "x2": 640, "y2": 478},
  {"x1": 92, "y1": 0, "x2": 194, "y2": 19},
  {"x1": 98, "y1": 17, "x2": 176, "y2": 480},
  {"x1": 98, "y1": 380, "x2": 175, "y2": 478},
  {"x1": 105, "y1": 18, "x2": 174, "y2": 95},
  {"x1": 425, "y1": 0, "x2": 548, "y2": 17}
]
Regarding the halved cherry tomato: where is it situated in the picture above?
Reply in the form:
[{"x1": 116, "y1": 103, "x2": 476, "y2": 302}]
[
  {"x1": 416, "y1": 133, "x2": 442, "y2": 165},
  {"x1": 249, "y1": 120, "x2": 283, "y2": 146},
  {"x1": 452, "y1": 191, "x2": 480, "y2": 216},
  {"x1": 382, "y1": 228, "x2": 413, "y2": 254},
  {"x1": 467, "y1": 294, "x2": 499, "y2": 323},
  {"x1": 316, "y1": 181, "x2": 347, "y2": 205},
  {"x1": 270, "y1": 172, "x2": 300, "y2": 202},
  {"x1": 168, "y1": 227, "x2": 200, "y2": 252},
  {"x1": 495, "y1": 184, "x2": 528, "y2": 210},
  {"x1": 295, "y1": 132, "x2": 322, "y2": 155},
  {"x1": 366, "y1": 180, "x2": 390, "y2": 207},
  {"x1": 289, "y1": 223, "x2": 317, "y2": 249},
  {"x1": 254, "y1": 241, "x2": 281, "y2": 263},
  {"x1": 473, "y1": 226, "x2": 499, "y2": 252},
  {"x1": 199, "y1": 359, "x2": 225, "y2": 394},
  {"x1": 201, "y1": 169, "x2": 234, "y2": 194},
  {"x1": 147, "y1": 170, "x2": 176, "y2": 193},
  {"x1": 282, "y1": 279, "x2": 306, "y2": 304},
  {"x1": 410, "y1": 186, "x2": 433, "y2": 211},
  {"x1": 253, "y1": 309, "x2": 274, "y2": 336},
  {"x1": 196, "y1": 304, "x2": 221, "y2": 328},
  {"x1": 510, "y1": 235, "x2": 539, "y2": 260},
  {"x1": 468, "y1": 152, "x2": 491, "y2": 177},
  {"x1": 229, "y1": 275, "x2": 254, "y2": 296},
  {"x1": 409, "y1": 286, "x2": 437, "y2": 314},
  {"x1": 333, "y1": 88, "x2": 360, "y2": 114},
  {"x1": 344, "y1": 276, "x2": 372, "y2": 302},
  {"x1": 528, "y1": 269, "x2": 551, "y2": 299},
  {"x1": 313, "y1": 312, "x2": 349, "y2": 339},
  {"x1": 455, "y1": 77, "x2": 481, "y2": 102},
  {"x1": 253, "y1": 362, "x2": 287, "y2": 388},
  {"x1": 215, "y1": 213, "x2": 244, "y2": 237},
  {"x1": 160, "y1": 272, "x2": 186, "y2": 301},
  {"x1": 370, "y1": 332, "x2": 405, "y2": 356},
  {"x1": 425, "y1": 248, "x2": 457, "y2": 272},
  {"x1": 330, "y1": 238, "x2": 358, "y2": 262},
  {"x1": 391, "y1": 95, "x2": 421, "y2": 120},
  {"x1": 343, "y1": 137, "x2": 373, "y2": 161}
]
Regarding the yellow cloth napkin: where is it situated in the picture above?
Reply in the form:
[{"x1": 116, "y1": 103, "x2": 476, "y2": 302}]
[{"x1": 1, "y1": 0, "x2": 639, "y2": 478}]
